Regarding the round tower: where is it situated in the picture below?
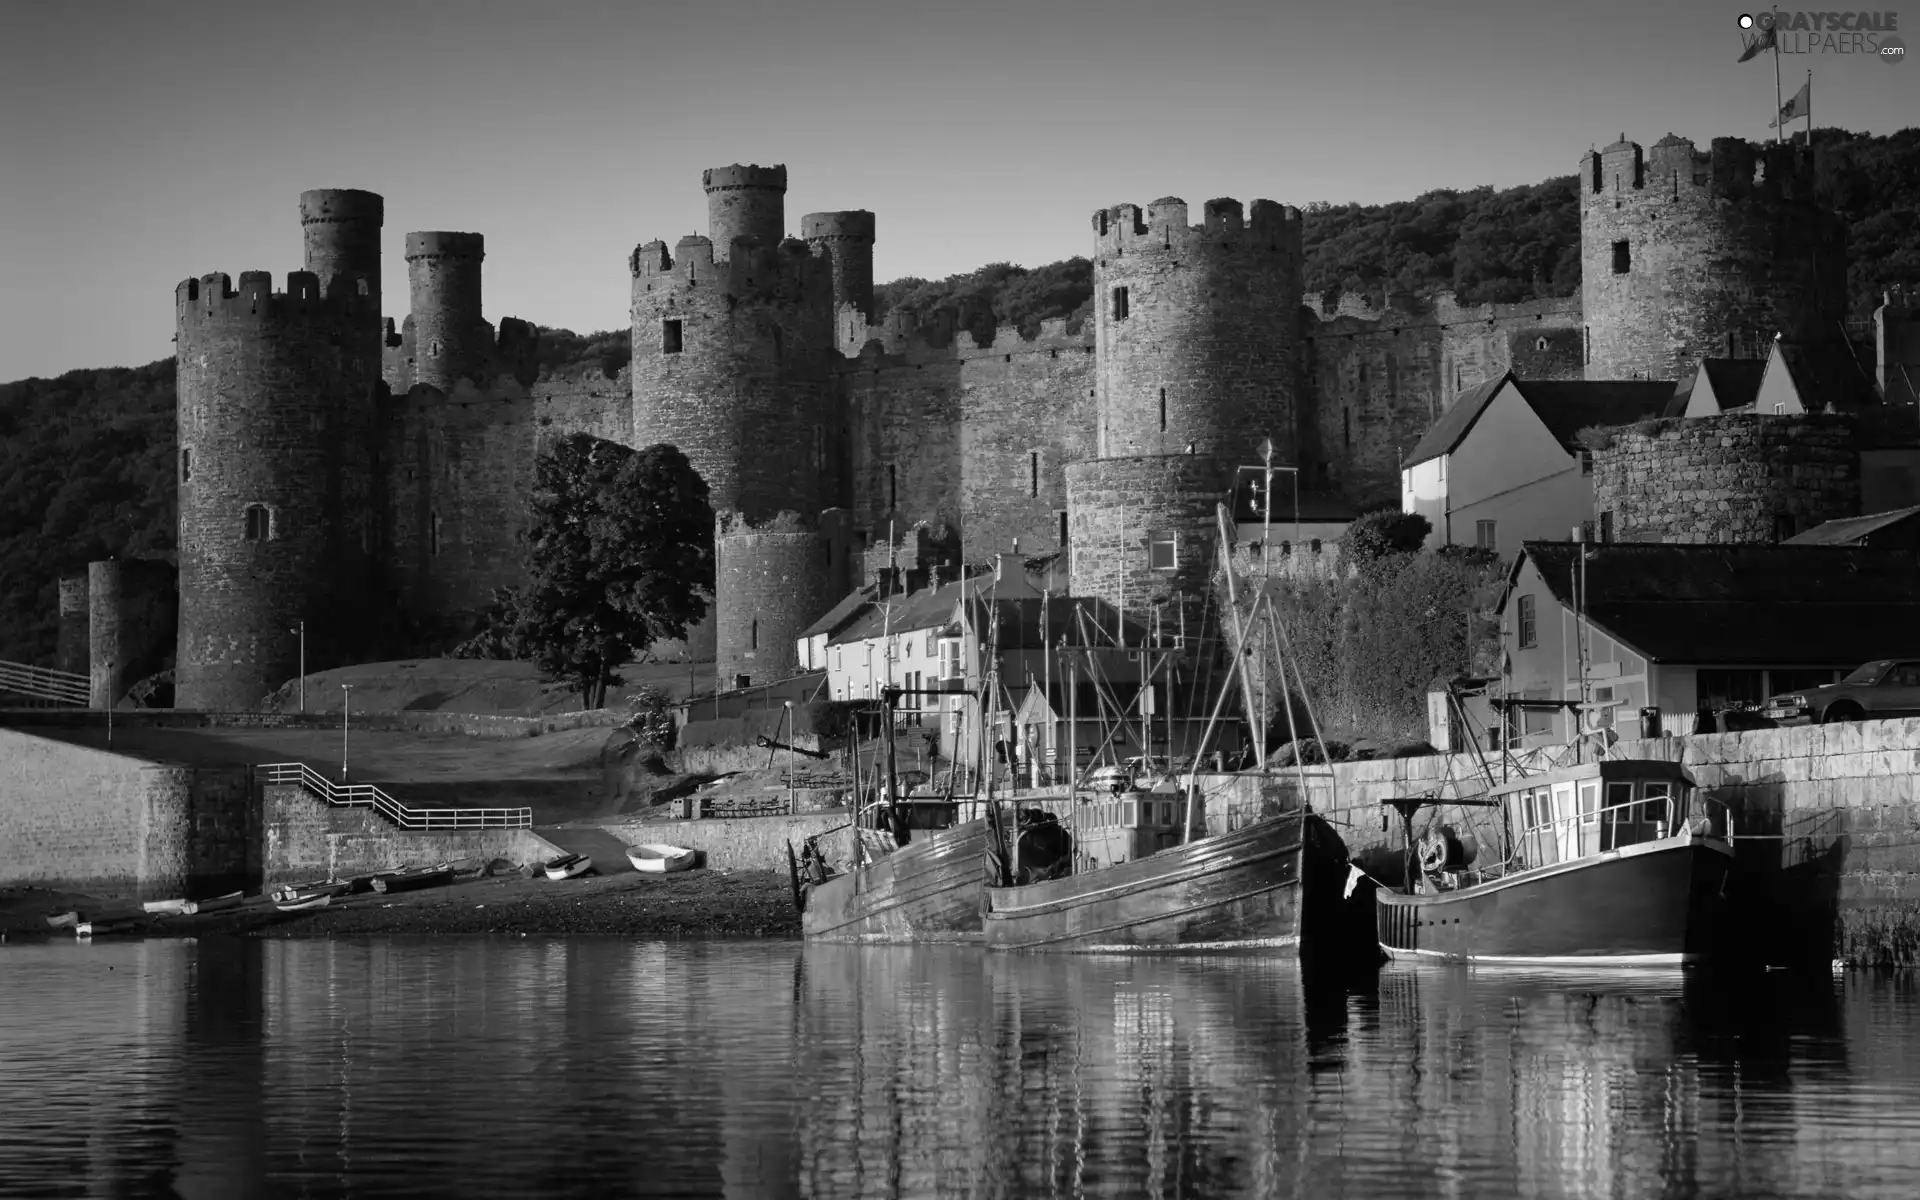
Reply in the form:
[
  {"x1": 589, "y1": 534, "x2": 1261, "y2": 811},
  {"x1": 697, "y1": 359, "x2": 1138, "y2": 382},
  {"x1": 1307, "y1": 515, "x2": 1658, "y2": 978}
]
[
  {"x1": 715, "y1": 512, "x2": 838, "y2": 688},
  {"x1": 801, "y1": 211, "x2": 876, "y2": 320},
  {"x1": 87, "y1": 560, "x2": 122, "y2": 709},
  {"x1": 632, "y1": 170, "x2": 841, "y2": 687},
  {"x1": 703, "y1": 165, "x2": 786, "y2": 261},
  {"x1": 403, "y1": 231, "x2": 490, "y2": 391},
  {"x1": 1581, "y1": 135, "x2": 1847, "y2": 382},
  {"x1": 299, "y1": 189, "x2": 384, "y2": 306},
  {"x1": 174, "y1": 267, "x2": 377, "y2": 710},
  {"x1": 56, "y1": 574, "x2": 88, "y2": 677},
  {"x1": 1069, "y1": 197, "x2": 1304, "y2": 633},
  {"x1": 1592, "y1": 412, "x2": 1858, "y2": 543}
]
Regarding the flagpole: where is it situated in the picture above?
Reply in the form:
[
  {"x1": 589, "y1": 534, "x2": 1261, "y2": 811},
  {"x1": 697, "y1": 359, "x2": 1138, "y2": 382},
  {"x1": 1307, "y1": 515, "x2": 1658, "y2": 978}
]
[
  {"x1": 1804, "y1": 70, "x2": 1812, "y2": 147},
  {"x1": 1773, "y1": 8, "x2": 1784, "y2": 145}
]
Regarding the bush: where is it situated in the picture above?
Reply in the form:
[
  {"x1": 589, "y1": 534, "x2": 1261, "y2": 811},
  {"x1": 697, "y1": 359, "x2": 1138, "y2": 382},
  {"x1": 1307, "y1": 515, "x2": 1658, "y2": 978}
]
[
  {"x1": 626, "y1": 684, "x2": 677, "y2": 748},
  {"x1": 1341, "y1": 509, "x2": 1431, "y2": 566}
]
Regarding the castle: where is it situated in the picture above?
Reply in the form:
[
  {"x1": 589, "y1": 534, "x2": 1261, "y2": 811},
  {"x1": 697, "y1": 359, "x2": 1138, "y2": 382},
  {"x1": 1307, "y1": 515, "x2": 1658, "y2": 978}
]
[{"x1": 163, "y1": 134, "x2": 1853, "y2": 710}]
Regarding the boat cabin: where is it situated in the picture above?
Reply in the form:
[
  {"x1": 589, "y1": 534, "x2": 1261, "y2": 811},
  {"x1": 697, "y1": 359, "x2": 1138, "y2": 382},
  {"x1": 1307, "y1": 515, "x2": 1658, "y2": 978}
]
[
  {"x1": 1490, "y1": 759, "x2": 1719, "y2": 872},
  {"x1": 1072, "y1": 788, "x2": 1195, "y2": 868}
]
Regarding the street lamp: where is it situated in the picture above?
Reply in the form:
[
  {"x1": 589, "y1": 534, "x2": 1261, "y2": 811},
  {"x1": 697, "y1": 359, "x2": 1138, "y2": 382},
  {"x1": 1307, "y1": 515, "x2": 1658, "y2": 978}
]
[
  {"x1": 340, "y1": 684, "x2": 353, "y2": 782},
  {"x1": 289, "y1": 620, "x2": 305, "y2": 714}
]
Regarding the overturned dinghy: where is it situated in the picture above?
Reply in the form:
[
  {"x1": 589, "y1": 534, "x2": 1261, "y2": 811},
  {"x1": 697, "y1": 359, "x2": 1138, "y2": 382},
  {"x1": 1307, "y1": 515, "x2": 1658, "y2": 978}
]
[
  {"x1": 627, "y1": 844, "x2": 696, "y2": 874},
  {"x1": 544, "y1": 854, "x2": 594, "y2": 881}
]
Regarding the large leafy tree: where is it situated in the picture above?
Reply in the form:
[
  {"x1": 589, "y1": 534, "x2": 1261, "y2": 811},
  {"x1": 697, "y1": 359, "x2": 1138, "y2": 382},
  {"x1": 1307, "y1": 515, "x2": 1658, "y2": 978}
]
[{"x1": 476, "y1": 435, "x2": 713, "y2": 708}]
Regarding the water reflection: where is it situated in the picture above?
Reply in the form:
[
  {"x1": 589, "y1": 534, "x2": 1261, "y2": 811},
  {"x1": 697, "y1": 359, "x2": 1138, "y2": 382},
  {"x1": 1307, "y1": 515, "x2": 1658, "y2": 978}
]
[{"x1": 4, "y1": 940, "x2": 1920, "y2": 1199}]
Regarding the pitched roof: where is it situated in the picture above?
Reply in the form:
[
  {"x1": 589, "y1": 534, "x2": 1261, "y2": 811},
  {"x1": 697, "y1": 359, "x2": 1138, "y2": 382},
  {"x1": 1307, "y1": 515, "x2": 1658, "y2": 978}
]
[
  {"x1": 961, "y1": 595, "x2": 1150, "y2": 649},
  {"x1": 1402, "y1": 374, "x2": 1673, "y2": 468},
  {"x1": 1782, "y1": 506, "x2": 1920, "y2": 547},
  {"x1": 826, "y1": 571, "x2": 995, "y2": 645},
  {"x1": 1774, "y1": 341, "x2": 1881, "y2": 414},
  {"x1": 799, "y1": 584, "x2": 878, "y2": 639},
  {"x1": 1508, "y1": 379, "x2": 1675, "y2": 449},
  {"x1": 1509, "y1": 541, "x2": 1920, "y2": 665},
  {"x1": 1665, "y1": 358, "x2": 1767, "y2": 417},
  {"x1": 1403, "y1": 374, "x2": 1508, "y2": 467}
]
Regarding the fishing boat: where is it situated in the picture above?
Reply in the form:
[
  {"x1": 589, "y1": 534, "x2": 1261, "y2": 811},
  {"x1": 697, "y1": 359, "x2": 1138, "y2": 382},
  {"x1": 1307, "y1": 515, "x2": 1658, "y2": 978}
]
[
  {"x1": 981, "y1": 503, "x2": 1370, "y2": 961},
  {"x1": 1374, "y1": 758, "x2": 1735, "y2": 966},
  {"x1": 275, "y1": 892, "x2": 334, "y2": 913},
  {"x1": 543, "y1": 854, "x2": 594, "y2": 881},
  {"x1": 371, "y1": 864, "x2": 454, "y2": 894},
  {"x1": 626, "y1": 844, "x2": 698, "y2": 874},
  {"x1": 193, "y1": 891, "x2": 246, "y2": 913}
]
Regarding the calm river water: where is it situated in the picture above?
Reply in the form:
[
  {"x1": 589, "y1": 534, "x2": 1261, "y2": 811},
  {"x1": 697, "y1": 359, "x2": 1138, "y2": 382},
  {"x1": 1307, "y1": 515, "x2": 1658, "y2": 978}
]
[{"x1": 3, "y1": 938, "x2": 1919, "y2": 1199}]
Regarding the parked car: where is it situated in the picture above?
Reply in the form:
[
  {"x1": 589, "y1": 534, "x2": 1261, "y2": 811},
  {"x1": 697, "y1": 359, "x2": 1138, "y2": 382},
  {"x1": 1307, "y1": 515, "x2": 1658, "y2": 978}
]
[{"x1": 1762, "y1": 660, "x2": 1920, "y2": 724}]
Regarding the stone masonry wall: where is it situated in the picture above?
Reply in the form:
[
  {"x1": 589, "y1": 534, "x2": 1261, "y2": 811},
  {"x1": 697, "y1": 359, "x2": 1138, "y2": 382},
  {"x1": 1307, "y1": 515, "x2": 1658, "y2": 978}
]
[
  {"x1": 1304, "y1": 292, "x2": 1583, "y2": 508},
  {"x1": 1592, "y1": 412, "x2": 1858, "y2": 543},
  {"x1": 715, "y1": 512, "x2": 836, "y2": 687},
  {"x1": 1066, "y1": 454, "x2": 1231, "y2": 638},
  {"x1": 57, "y1": 575, "x2": 87, "y2": 677},
  {"x1": 261, "y1": 783, "x2": 558, "y2": 883},
  {"x1": 0, "y1": 730, "x2": 252, "y2": 899},
  {"x1": 957, "y1": 321, "x2": 1096, "y2": 563}
]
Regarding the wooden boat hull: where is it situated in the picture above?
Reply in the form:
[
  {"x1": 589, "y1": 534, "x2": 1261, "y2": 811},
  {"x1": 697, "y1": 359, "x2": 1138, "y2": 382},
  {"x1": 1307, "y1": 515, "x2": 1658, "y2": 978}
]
[
  {"x1": 628, "y1": 844, "x2": 697, "y2": 874},
  {"x1": 982, "y1": 812, "x2": 1357, "y2": 956},
  {"x1": 802, "y1": 819, "x2": 990, "y2": 943},
  {"x1": 275, "y1": 893, "x2": 333, "y2": 913},
  {"x1": 544, "y1": 855, "x2": 593, "y2": 881},
  {"x1": 271, "y1": 880, "x2": 349, "y2": 903},
  {"x1": 372, "y1": 867, "x2": 453, "y2": 894},
  {"x1": 1375, "y1": 834, "x2": 1734, "y2": 965}
]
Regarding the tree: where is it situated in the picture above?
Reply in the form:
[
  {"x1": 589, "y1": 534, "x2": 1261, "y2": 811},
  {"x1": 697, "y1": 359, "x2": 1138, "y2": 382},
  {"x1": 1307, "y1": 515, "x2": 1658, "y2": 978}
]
[
  {"x1": 473, "y1": 435, "x2": 714, "y2": 708},
  {"x1": 1341, "y1": 508, "x2": 1432, "y2": 570}
]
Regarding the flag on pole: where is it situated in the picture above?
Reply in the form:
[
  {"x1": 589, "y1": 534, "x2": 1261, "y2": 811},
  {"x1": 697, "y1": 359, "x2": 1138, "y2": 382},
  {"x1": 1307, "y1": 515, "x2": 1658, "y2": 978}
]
[
  {"x1": 1769, "y1": 76, "x2": 1809, "y2": 127},
  {"x1": 1738, "y1": 25, "x2": 1777, "y2": 61}
]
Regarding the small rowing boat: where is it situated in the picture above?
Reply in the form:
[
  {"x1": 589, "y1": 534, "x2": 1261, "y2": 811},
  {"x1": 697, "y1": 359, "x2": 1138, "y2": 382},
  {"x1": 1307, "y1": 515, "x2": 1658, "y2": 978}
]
[
  {"x1": 543, "y1": 854, "x2": 594, "y2": 881},
  {"x1": 275, "y1": 892, "x2": 333, "y2": 913},
  {"x1": 75, "y1": 918, "x2": 138, "y2": 937},
  {"x1": 142, "y1": 897, "x2": 196, "y2": 916},
  {"x1": 372, "y1": 864, "x2": 454, "y2": 894},
  {"x1": 193, "y1": 891, "x2": 245, "y2": 913},
  {"x1": 626, "y1": 844, "x2": 697, "y2": 874},
  {"x1": 271, "y1": 880, "x2": 350, "y2": 904},
  {"x1": 45, "y1": 911, "x2": 80, "y2": 930}
]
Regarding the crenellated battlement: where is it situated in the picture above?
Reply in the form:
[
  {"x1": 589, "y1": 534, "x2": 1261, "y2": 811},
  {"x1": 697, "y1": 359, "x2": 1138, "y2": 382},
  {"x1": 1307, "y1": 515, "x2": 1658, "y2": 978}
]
[
  {"x1": 801, "y1": 211, "x2": 875, "y2": 243},
  {"x1": 703, "y1": 164, "x2": 786, "y2": 194},
  {"x1": 835, "y1": 305, "x2": 1091, "y2": 367},
  {"x1": 1091, "y1": 196, "x2": 1303, "y2": 258},
  {"x1": 629, "y1": 233, "x2": 831, "y2": 298},
  {"x1": 1583, "y1": 133, "x2": 1822, "y2": 206},
  {"x1": 175, "y1": 270, "x2": 367, "y2": 326},
  {"x1": 298, "y1": 188, "x2": 383, "y2": 228},
  {"x1": 405, "y1": 231, "x2": 484, "y2": 261},
  {"x1": 1302, "y1": 288, "x2": 1582, "y2": 330}
]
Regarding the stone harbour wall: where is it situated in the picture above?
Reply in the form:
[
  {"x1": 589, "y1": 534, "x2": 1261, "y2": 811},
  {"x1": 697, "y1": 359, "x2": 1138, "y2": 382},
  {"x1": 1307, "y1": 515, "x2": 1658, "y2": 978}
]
[{"x1": 1592, "y1": 412, "x2": 1858, "y2": 543}]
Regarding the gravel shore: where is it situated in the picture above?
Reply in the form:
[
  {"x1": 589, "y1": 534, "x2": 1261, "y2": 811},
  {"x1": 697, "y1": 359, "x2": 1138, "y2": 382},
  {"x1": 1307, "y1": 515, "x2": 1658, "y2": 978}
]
[{"x1": 0, "y1": 868, "x2": 801, "y2": 941}]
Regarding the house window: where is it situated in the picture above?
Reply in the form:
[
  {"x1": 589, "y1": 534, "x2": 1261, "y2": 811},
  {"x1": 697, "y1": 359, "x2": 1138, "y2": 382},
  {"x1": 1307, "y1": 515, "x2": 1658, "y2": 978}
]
[
  {"x1": 662, "y1": 320, "x2": 683, "y2": 354},
  {"x1": 1580, "y1": 452, "x2": 1593, "y2": 476},
  {"x1": 243, "y1": 503, "x2": 272, "y2": 542},
  {"x1": 1111, "y1": 287, "x2": 1129, "y2": 320},
  {"x1": 1517, "y1": 594, "x2": 1537, "y2": 649},
  {"x1": 1696, "y1": 669, "x2": 1766, "y2": 712},
  {"x1": 1148, "y1": 531, "x2": 1176, "y2": 571},
  {"x1": 1476, "y1": 520, "x2": 1497, "y2": 552},
  {"x1": 1030, "y1": 451, "x2": 1039, "y2": 498},
  {"x1": 833, "y1": 647, "x2": 841, "y2": 670},
  {"x1": 925, "y1": 629, "x2": 937, "y2": 656},
  {"x1": 1612, "y1": 241, "x2": 1630, "y2": 274},
  {"x1": 180, "y1": 448, "x2": 192, "y2": 482},
  {"x1": 1600, "y1": 510, "x2": 1614, "y2": 543},
  {"x1": 938, "y1": 638, "x2": 964, "y2": 680},
  {"x1": 1523, "y1": 707, "x2": 1555, "y2": 736},
  {"x1": 1773, "y1": 513, "x2": 1796, "y2": 542}
]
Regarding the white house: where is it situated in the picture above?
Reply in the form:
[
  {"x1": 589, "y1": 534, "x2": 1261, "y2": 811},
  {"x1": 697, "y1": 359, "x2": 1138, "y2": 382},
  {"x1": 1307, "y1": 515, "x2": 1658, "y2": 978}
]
[{"x1": 1401, "y1": 372, "x2": 1672, "y2": 554}]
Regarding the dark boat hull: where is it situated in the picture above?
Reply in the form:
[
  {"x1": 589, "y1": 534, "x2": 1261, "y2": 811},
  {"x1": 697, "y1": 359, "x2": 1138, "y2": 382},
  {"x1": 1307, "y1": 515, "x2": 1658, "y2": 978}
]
[
  {"x1": 981, "y1": 812, "x2": 1356, "y2": 955},
  {"x1": 1375, "y1": 835, "x2": 1734, "y2": 965},
  {"x1": 801, "y1": 819, "x2": 990, "y2": 943}
]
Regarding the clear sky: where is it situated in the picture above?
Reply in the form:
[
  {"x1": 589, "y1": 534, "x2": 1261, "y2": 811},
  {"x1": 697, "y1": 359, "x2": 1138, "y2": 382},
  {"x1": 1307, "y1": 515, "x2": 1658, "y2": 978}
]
[{"x1": 0, "y1": 0, "x2": 1911, "y2": 377}]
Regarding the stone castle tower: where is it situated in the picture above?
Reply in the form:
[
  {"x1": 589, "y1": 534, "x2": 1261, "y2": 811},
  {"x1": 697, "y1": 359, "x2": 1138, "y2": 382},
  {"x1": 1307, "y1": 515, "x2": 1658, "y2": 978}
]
[
  {"x1": 173, "y1": 190, "x2": 384, "y2": 710},
  {"x1": 1581, "y1": 134, "x2": 1848, "y2": 381},
  {"x1": 1067, "y1": 197, "x2": 1304, "y2": 637}
]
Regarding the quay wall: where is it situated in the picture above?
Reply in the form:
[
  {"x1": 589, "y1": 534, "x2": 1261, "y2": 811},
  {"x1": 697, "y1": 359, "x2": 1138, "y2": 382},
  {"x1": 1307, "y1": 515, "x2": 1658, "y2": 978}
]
[
  {"x1": 0, "y1": 730, "x2": 255, "y2": 900},
  {"x1": 598, "y1": 812, "x2": 850, "y2": 872},
  {"x1": 261, "y1": 784, "x2": 562, "y2": 884},
  {"x1": 1261, "y1": 718, "x2": 1920, "y2": 968}
]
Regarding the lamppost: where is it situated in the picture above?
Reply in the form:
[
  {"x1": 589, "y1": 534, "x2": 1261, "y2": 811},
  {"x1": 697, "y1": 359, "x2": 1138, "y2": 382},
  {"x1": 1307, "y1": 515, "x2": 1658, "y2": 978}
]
[
  {"x1": 290, "y1": 620, "x2": 305, "y2": 714},
  {"x1": 106, "y1": 658, "x2": 115, "y2": 748},
  {"x1": 340, "y1": 684, "x2": 353, "y2": 782}
]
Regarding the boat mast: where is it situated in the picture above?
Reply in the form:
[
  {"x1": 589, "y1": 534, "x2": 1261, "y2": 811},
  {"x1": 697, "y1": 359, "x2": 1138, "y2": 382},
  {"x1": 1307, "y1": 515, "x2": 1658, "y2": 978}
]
[{"x1": 1215, "y1": 503, "x2": 1265, "y2": 770}]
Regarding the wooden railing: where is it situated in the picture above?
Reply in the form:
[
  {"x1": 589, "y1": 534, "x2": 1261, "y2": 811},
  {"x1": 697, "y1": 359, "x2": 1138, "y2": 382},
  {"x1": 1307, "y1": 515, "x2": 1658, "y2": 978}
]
[
  {"x1": 0, "y1": 660, "x2": 89, "y2": 707},
  {"x1": 258, "y1": 761, "x2": 532, "y2": 830}
]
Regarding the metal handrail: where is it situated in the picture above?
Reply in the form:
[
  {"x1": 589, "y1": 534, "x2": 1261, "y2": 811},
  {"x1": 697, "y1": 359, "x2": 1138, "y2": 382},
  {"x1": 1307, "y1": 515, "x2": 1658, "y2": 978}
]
[
  {"x1": 0, "y1": 659, "x2": 89, "y2": 707},
  {"x1": 258, "y1": 761, "x2": 532, "y2": 830}
]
